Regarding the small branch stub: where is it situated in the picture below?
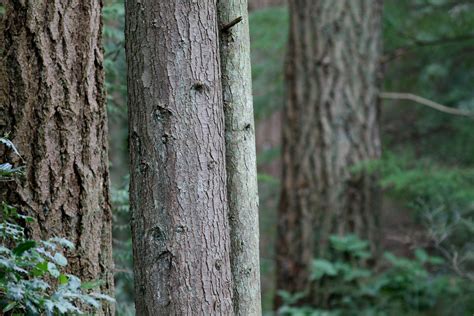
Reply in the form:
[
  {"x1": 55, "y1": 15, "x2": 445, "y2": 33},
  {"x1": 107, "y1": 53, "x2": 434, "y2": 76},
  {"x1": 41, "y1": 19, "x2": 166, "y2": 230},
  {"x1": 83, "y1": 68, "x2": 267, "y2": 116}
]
[{"x1": 221, "y1": 16, "x2": 243, "y2": 33}]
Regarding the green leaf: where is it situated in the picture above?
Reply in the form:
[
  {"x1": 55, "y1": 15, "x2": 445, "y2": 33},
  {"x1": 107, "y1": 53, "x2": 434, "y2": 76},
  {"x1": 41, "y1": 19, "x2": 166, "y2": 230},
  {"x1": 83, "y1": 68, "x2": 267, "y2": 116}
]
[
  {"x1": 13, "y1": 240, "x2": 36, "y2": 256},
  {"x1": 343, "y1": 267, "x2": 372, "y2": 282},
  {"x1": 59, "y1": 274, "x2": 69, "y2": 285},
  {"x1": 311, "y1": 259, "x2": 338, "y2": 280},
  {"x1": 330, "y1": 235, "x2": 369, "y2": 254},
  {"x1": 33, "y1": 261, "x2": 49, "y2": 277},
  {"x1": 53, "y1": 300, "x2": 80, "y2": 314},
  {"x1": 54, "y1": 253, "x2": 68, "y2": 266},
  {"x1": 415, "y1": 249, "x2": 429, "y2": 263},
  {"x1": 47, "y1": 262, "x2": 60, "y2": 277},
  {"x1": 81, "y1": 279, "x2": 104, "y2": 290},
  {"x1": 3, "y1": 301, "x2": 17, "y2": 313},
  {"x1": 50, "y1": 237, "x2": 74, "y2": 250},
  {"x1": 81, "y1": 295, "x2": 100, "y2": 308},
  {"x1": 90, "y1": 292, "x2": 115, "y2": 302},
  {"x1": 428, "y1": 255, "x2": 444, "y2": 265},
  {"x1": 18, "y1": 214, "x2": 34, "y2": 223},
  {"x1": 277, "y1": 290, "x2": 306, "y2": 305}
]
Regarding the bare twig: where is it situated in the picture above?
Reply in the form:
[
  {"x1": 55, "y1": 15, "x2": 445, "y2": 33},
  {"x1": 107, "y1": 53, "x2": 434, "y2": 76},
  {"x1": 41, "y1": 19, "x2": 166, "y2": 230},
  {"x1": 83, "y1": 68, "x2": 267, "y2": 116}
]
[
  {"x1": 380, "y1": 92, "x2": 474, "y2": 117},
  {"x1": 220, "y1": 16, "x2": 243, "y2": 33}
]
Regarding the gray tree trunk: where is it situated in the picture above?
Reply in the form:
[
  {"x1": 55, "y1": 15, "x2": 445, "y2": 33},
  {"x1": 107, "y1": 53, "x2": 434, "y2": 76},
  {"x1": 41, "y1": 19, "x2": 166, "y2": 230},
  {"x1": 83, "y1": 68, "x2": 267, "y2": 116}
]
[
  {"x1": 276, "y1": 0, "x2": 383, "y2": 307},
  {"x1": 126, "y1": 1, "x2": 233, "y2": 315},
  {"x1": 218, "y1": 2, "x2": 262, "y2": 315},
  {"x1": 0, "y1": 1, "x2": 114, "y2": 314}
]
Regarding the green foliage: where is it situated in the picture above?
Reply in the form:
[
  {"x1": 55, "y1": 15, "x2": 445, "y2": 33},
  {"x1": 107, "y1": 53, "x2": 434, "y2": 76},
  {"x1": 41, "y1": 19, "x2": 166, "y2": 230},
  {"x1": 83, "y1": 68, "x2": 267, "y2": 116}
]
[
  {"x1": 383, "y1": 0, "x2": 474, "y2": 166},
  {"x1": 111, "y1": 182, "x2": 135, "y2": 315},
  {"x1": 0, "y1": 137, "x2": 24, "y2": 181},
  {"x1": 102, "y1": 2, "x2": 134, "y2": 313},
  {"x1": 97, "y1": 2, "x2": 474, "y2": 314},
  {"x1": 250, "y1": 6, "x2": 288, "y2": 121},
  {"x1": 103, "y1": 0, "x2": 126, "y2": 118},
  {"x1": 0, "y1": 140, "x2": 114, "y2": 315},
  {"x1": 359, "y1": 151, "x2": 474, "y2": 207},
  {"x1": 278, "y1": 235, "x2": 473, "y2": 316},
  {"x1": 0, "y1": 204, "x2": 114, "y2": 315},
  {"x1": 103, "y1": 0, "x2": 129, "y2": 183},
  {"x1": 362, "y1": 151, "x2": 474, "y2": 274}
]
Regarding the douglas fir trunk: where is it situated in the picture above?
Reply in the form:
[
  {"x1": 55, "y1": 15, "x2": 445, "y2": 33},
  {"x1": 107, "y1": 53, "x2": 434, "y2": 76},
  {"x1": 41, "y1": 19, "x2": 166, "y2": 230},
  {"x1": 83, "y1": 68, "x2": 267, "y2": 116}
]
[
  {"x1": 276, "y1": 0, "x2": 383, "y2": 305},
  {"x1": 126, "y1": 1, "x2": 233, "y2": 315},
  {"x1": 218, "y1": 1, "x2": 262, "y2": 315},
  {"x1": 0, "y1": 1, "x2": 114, "y2": 314}
]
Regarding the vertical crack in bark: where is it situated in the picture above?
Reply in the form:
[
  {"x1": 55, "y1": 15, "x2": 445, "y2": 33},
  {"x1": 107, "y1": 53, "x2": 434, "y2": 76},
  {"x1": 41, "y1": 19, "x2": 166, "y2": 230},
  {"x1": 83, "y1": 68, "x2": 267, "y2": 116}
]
[{"x1": 0, "y1": 1, "x2": 114, "y2": 314}]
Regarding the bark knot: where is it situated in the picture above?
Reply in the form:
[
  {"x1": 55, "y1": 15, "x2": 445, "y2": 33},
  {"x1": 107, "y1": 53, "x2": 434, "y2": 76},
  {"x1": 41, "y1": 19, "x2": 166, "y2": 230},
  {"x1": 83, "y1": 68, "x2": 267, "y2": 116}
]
[{"x1": 191, "y1": 82, "x2": 208, "y2": 93}]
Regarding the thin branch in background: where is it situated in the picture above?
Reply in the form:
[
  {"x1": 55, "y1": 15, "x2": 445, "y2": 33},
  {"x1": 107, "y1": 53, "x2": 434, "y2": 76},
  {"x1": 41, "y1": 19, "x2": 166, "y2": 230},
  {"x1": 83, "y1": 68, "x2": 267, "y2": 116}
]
[
  {"x1": 380, "y1": 92, "x2": 474, "y2": 117},
  {"x1": 381, "y1": 34, "x2": 474, "y2": 63}
]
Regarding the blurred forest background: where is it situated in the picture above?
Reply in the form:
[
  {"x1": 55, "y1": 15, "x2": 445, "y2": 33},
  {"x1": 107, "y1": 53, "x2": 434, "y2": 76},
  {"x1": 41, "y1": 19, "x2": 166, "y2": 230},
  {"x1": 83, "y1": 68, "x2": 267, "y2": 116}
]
[{"x1": 102, "y1": 0, "x2": 474, "y2": 314}]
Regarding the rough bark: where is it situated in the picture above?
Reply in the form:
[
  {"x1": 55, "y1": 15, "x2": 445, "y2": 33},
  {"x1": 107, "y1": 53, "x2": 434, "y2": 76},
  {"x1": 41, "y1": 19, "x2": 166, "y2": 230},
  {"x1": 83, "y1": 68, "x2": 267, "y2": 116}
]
[
  {"x1": 126, "y1": 1, "x2": 233, "y2": 315},
  {"x1": 276, "y1": 0, "x2": 383, "y2": 305},
  {"x1": 218, "y1": 1, "x2": 262, "y2": 315},
  {"x1": 0, "y1": 1, "x2": 114, "y2": 314}
]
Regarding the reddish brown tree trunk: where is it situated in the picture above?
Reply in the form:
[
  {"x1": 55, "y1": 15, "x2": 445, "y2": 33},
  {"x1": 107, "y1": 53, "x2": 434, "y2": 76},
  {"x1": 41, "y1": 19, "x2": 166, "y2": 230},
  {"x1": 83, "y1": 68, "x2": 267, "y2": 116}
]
[
  {"x1": 276, "y1": 0, "x2": 383, "y2": 307},
  {"x1": 0, "y1": 1, "x2": 114, "y2": 314}
]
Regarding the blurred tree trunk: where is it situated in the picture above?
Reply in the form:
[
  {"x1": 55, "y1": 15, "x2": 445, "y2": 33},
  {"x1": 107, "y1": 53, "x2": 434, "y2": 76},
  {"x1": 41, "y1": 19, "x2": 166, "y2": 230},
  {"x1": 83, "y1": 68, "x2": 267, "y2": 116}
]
[
  {"x1": 276, "y1": 0, "x2": 383, "y2": 306},
  {"x1": 218, "y1": 1, "x2": 261, "y2": 315},
  {"x1": 0, "y1": 1, "x2": 114, "y2": 314},
  {"x1": 126, "y1": 1, "x2": 233, "y2": 315},
  {"x1": 248, "y1": 0, "x2": 285, "y2": 11}
]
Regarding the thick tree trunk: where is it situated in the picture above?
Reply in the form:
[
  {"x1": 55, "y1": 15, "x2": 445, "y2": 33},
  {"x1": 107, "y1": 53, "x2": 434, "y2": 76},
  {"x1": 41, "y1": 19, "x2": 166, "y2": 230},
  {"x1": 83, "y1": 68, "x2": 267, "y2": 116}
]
[
  {"x1": 218, "y1": 2, "x2": 262, "y2": 315},
  {"x1": 276, "y1": 0, "x2": 383, "y2": 305},
  {"x1": 0, "y1": 1, "x2": 114, "y2": 314},
  {"x1": 126, "y1": 1, "x2": 233, "y2": 315}
]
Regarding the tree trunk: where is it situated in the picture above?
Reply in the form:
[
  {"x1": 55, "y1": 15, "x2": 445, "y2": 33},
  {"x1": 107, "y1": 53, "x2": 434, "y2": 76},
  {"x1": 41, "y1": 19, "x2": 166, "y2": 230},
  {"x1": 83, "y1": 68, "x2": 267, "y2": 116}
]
[
  {"x1": 0, "y1": 1, "x2": 114, "y2": 314},
  {"x1": 276, "y1": 0, "x2": 383, "y2": 306},
  {"x1": 248, "y1": 0, "x2": 285, "y2": 11},
  {"x1": 218, "y1": 2, "x2": 261, "y2": 315},
  {"x1": 126, "y1": 1, "x2": 233, "y2": 315}
]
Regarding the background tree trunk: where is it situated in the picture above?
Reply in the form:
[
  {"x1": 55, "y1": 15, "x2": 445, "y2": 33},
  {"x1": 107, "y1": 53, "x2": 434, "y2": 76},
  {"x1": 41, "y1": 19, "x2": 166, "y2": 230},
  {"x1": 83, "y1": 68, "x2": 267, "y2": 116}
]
[
  {"x1": 218, "y1": 1, "x2": 262, "y2": 315},
  {"x1": 276, "y1": 0, "x2": 383, "y2": 306},
  {"x1": 126, "y1": 1, "x2": 233, "y2": 315},
  {"x1": 248, "y1": 0, "x2": 285, "y2": 11},
  {"x1": 0, "y1": 1, "x2": 114, "y2": 314}
]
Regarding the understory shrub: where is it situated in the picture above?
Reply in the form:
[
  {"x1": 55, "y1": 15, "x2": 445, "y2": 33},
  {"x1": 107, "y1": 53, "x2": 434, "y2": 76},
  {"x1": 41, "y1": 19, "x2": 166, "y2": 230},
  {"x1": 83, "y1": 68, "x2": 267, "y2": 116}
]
[
  {"x1": 278, "y1": 235, "x2": 474, "y2": 316},
  {"x1": 0, "y1": 138, "x2": 114, "y2": 315}
]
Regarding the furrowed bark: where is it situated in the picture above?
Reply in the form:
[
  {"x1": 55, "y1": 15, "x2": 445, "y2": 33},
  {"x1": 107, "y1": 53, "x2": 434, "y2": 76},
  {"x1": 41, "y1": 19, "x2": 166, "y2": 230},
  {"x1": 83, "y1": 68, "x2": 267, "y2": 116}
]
[
  {"x1": 218, "y1": 1, "x2": 262, "y2": 315},
  {"x1": 126, "y1": 1, "x2": 233, "y2": 315},
  {"x1": 276, "y1": 0, "x2": 383, "y2": 307},
  {"x1": 0, "y1": 1, "x2": 114, "y2": 314}
]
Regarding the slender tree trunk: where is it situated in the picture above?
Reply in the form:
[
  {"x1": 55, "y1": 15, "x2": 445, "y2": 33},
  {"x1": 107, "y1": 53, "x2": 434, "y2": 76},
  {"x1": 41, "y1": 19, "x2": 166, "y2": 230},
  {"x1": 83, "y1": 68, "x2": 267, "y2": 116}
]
[
  {"x1": 0, "y1": 1, "x2": 114, "y2": 314},
  {"x1": 218, "y1": 2, "x2": 262, "y2": 315},
  {"x1": 276, "y1": 0, "x2": 383, "y2": 306},
  {"x1": 126, "y1": 1, "x2": 233, "y2": 315}
]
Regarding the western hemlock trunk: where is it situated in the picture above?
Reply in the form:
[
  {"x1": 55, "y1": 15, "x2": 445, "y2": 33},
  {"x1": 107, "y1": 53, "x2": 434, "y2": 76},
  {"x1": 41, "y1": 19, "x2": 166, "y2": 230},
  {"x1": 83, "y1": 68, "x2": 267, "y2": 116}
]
[
  {"x1": 126, "y1": 1, "x2": 233, "y2": 315},
  {"x1": 218, "y1": 1, "x2": 262, "y2": 315},
  {"x1": 0, "y1": 1, "x2": 114, "y2": 314},
  {"x1": 276, "y1": 0, "x2": 383, "y2": 304}
]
